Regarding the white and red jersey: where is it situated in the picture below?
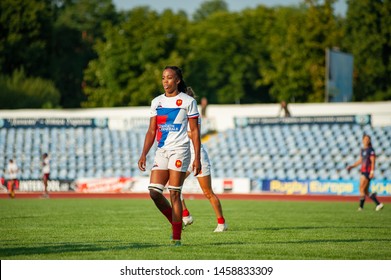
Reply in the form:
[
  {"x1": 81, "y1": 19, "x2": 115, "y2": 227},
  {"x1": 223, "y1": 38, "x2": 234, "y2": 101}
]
[
  {"x1": 42, "y1": 157, "x2": 50, "y2": 174},
  {"x1": 150, "y1": 92, "x2": 199, "y2": 150},
  {"x1": 7, "y1": 162, "x2": 18, "y2": 179}
]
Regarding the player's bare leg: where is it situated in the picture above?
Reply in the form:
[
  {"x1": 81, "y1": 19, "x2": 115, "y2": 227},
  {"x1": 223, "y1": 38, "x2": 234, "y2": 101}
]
[
  {"x1": 358, "y1": 175, "x2": 369, "y2": 211},
  {"x1": 197, "y1": 175, "x2": 224, "y2": 219},
  {"x1": 149, "y1": 170, "x2": 172, "y2": 222},
  {"x1": 167, "y1": 169, "x2": 186, "y2": 245},
  {"x1": 181, "y1": 171, "x2": 194, "y2": 227},
  {"x1": 42, "y1": 175, "x2": 50, "y2": 198},
  {"x1": 9, "y1": 179, "x2": 15, "y2": 199},
  {"x1": 197, "y1": 175, "x2": 227, "y2": 232}
]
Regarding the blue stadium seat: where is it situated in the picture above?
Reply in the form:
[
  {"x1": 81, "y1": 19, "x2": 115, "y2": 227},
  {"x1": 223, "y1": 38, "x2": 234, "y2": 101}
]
[{"x1": 1, "y1": 120, "x2": 391, "y2": 183}]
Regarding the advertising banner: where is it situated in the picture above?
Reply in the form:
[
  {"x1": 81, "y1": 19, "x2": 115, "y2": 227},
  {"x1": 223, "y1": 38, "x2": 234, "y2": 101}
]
[
  {"x1": 74, "y1": 177, "x2": 251, "y2": 194},
  {"x1": 75, "y1": 177, "x2": 136, "y2": 193},
  {"x1": 15, "y1": 180, "x2": 75, "y2": 192},
  {"x1": 1, "y1": 177, "x2": 251, "y2": 194},
  {"x1": 254, "y1": 179, "x2": 391, "y2": 196},
  {"x1": 182, "y1": 177, "x2": 251, "y2": 194},
  {"x1": 234, "y1": 115, "x2": 371, "y2": 127},
  {"x1": 9, "y1": 177, "x2": 391, "y2": 196},
  {"x1": 0, "y1": 118, "x2": 108, "y2": 128}
]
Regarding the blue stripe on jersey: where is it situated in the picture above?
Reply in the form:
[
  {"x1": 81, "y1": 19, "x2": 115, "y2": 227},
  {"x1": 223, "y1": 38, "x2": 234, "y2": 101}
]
[{"x1": 156, "y1": 107, "x2": 182, "y2": 148}]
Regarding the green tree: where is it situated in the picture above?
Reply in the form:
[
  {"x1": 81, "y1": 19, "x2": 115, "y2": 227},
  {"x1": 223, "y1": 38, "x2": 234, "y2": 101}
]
[
  {"x1": 0, "y1": 0, "x2": 52, "y2": 78},
  {"x1": 344, "y1": 0, "x2": 391, "y2": 101},
  {"x1": 52, "y1": 0, "x2": 118, "y2": 107},
  {"x1": 0, "y1": 69, "x2": 60, "y2": 109},
  {"x1": 261, "y1": 0, "x2": 342, "y2": 103},
  {"x1": 55, "y1": 0, "x2": 118, "y2": 39},
  {"x1": 0, "y1": 0, "x2": 119, "y2": 108},
  {"x1": 185, "y1": 12, "x2": 246, "y2": 104},
  {"x1": 186, "y1": 6, "x2": 274, "y2": 104},
  {"x1": 82, "y1": 8, "x2": 189, "y2": 107},
  {"x1": 193, "y1": 0, "x2": 228, "y2": 21},
  {"x1": 241, "y1": 6, "x2": 276, "y2": 103},
  {"x1": 260, "y1": 6, "x2": 310, "y2": 103},
  {"x1": 303, "y1": 0, "x2": 343, "y2": 102}
]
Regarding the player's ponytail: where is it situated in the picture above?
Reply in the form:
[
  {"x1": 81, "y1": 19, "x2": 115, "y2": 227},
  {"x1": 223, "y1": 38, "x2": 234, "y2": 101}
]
[
  {"x1": 178, "y1": 80, "x2": 187, "y2": 93},
  {"x1": 186, "y1": 87, "x2": 197, "y2": 98}
]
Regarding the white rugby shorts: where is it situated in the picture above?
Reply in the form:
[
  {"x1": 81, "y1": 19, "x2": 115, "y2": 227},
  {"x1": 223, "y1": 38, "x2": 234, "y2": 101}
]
[
  {"x1": 188, "y1": 145, "x2": 211, "y2": 177},
  {"x1": 152, "y1": 148, "x2": 191, "y2": 172}
]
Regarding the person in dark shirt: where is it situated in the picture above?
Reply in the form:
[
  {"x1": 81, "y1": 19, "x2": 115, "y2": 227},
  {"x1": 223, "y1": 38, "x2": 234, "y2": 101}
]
[{"x1": 347, "y1": 134, "x2": 384, "y2": 211}]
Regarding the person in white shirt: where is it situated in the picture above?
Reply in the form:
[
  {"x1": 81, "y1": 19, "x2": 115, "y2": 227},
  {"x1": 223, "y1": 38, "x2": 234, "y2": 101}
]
[
  {"x1": 278, "y1": 100, "x2": 291, "y2": 117},
  {"x1": 7, "y1": 159, "x2": 18, "y2": 198},
  {"x1": 42, "y1": 153, "x2": 50, "y2": 198},
  {"x1": 181, "y1": 87, "x2": 228, "y2": 232},
  {"x1": 138, "y1": 66, "x2": 201, "y2": 246}
]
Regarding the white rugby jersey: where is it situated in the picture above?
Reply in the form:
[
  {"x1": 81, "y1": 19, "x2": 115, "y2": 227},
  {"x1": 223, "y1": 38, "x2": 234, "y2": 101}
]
[
  {"x1": 42, "y1": 157, "x2": 50, "y2": 174},
  {"x1": 7, "y1": 162, "x2": 18, "y2": 179},
  {"x1": 150, "y1": 92, "x2": 199, "y2": 150}
]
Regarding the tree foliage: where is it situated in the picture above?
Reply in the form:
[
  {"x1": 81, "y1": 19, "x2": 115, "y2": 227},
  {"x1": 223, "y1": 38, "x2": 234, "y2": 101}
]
[
  {"x1": 344, "y1": 0, "x2": 391, "y2": 101},
  {"x1": 0, "y1": 0, "x2": 390, "y2": 108},
  {"x1": 83, "y1": 8, "x2": 188, "y2": 107},
  {"x1": 0, "y1": 0, "x2": 52, "y2": 78},
  {"x1": 260, "y1": 0, "x2": 343, "y2": 103},
  {"x1": 185, "y1": 7, "x2": 274, "y2": 104},
  {"x1": 0, "y1": 69, "x2": 60, "y2": 109},
  {"x1": 193, "y1": 0, "x2": 228, "y2": 21},
  {"x1": 52, "y1": 0, "x2": 119, "y2": 107}
]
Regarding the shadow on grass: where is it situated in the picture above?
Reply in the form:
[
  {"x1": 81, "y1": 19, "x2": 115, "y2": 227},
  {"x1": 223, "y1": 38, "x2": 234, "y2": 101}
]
[
  {"x1": 0, "y1": 241, "x2": 165, "y2": 258},
  {"x1": 263, "y1": 238, "x2": 391, "y2": 244},
  {"x1": 206, "y1": 238, "x2": 391, "y2": 246},
  {"x1": 254, "y1": 225, "x2": 391, "y2": 231}
]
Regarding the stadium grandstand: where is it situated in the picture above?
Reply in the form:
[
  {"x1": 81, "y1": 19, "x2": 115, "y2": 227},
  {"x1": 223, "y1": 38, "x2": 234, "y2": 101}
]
[{"x1": 1, "y1": 101, "x2": 390, "y2": 196}]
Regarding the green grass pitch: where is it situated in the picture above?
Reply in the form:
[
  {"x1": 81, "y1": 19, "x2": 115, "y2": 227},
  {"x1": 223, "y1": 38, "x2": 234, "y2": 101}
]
[{"x1": 0, "y1": 198, "x2": 390, "y2": 260}]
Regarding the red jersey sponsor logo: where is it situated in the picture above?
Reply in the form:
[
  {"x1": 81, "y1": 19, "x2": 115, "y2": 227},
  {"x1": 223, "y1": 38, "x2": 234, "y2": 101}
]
[
  {"x1": 175, "y1": 160, "x2": 182, "y2": 168},
  {"x1": 176, "y1": 99, "x2": 183, "y2": 106}
]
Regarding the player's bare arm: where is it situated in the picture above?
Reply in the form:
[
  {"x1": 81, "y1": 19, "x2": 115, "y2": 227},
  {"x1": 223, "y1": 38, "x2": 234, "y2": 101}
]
[
  {"x1": 188, "y1": 117, "x2": 201, "y2": 176},
  {"x1": 138, "y1": 117, "x2": 157, "y2": 171}
]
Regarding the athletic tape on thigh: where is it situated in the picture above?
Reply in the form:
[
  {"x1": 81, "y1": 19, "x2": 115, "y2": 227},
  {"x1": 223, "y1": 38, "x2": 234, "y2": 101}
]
[
  {"x1": 168, "y1": 185, "x2": 182, "y2": 192},
  {"x1": 148, "y1": 183, "x2": 165, "y2": 194}
]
